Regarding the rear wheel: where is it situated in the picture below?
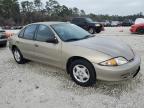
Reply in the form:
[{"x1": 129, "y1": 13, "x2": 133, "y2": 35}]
[
  {"x1": 1, "y1": 43, "x2": 7, "y2": 47},
  {"x1": 69, "y1": 59, "x2": 96, "y2": 87},
  {"x1": 12, "y1": 47, "x2": 28, "y2": 64},
  {"x1": 3, "y1": 43, "x2": 7, "y2": 47},
  {"x1": 0, "y1": 41, "x2": 7, "y2": 47},
  {"x1": 88, "y1": 28, "x2": 95, "y2": 34}
]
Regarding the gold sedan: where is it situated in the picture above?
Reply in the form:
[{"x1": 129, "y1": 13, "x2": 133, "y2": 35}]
[{"x1": 9, "y1": 22, "x2": 141, "y2": 87}]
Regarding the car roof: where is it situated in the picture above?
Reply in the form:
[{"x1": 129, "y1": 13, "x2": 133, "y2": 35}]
[
  {"x1": 29, "y1": 21, "x2": 66, "y2": 26},
  {"x1": 73, "y1": 17, "x2": 89, "y2": 19}
]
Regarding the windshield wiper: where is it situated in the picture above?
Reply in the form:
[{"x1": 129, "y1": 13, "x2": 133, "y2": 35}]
[{"x1": 65, "y1": 35, "x2": 95, "y2": 42}]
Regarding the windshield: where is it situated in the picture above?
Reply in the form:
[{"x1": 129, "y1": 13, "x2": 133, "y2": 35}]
[
  {"x1": 86, "y1": 18, "x2": 93, "y2": 23},
  {"x1": 51, "y1": 23, "x2": 92, "y2": 42},
  {"x1": 135, "y1": 18, "x2": 144, "y2": 24}
]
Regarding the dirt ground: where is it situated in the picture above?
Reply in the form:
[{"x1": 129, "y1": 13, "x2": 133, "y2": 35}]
[{"x1": 0, "y1": 27, "x2": 144, "y2": 108}]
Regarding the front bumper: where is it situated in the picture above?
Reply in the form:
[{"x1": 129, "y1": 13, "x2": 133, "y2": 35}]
[
  {"x1": 95, "y1": 26, "x2": 104, "y2": 31},
  {"x1": 93, "y1": 54, "x2": 141, "y2": 81},
  {"x1": 130, "y1": 27, "x2": 136, "y2": 33}
]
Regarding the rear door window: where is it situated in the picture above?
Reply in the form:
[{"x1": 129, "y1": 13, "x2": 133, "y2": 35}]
[{"x1": 23, "y1": 24, "x2": 37, "y2": 40}]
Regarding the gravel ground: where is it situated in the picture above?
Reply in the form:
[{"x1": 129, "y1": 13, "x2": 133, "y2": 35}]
[{"x1": 0, "y1": 27, "x2": 144, "y2": 108}]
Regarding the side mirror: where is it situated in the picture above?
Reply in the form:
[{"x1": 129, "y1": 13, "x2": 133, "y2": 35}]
[{"x1": 46, "y1": 37, "x2": 58, "y2": 44}]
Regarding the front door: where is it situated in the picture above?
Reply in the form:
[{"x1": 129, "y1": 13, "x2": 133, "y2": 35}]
[{"x1": 33, "y1": 24, "x2": 61, "y2": 67}]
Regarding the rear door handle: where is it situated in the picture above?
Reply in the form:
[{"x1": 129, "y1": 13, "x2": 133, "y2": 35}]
[{"x1": 34, "y1": 44, "x2": 39, "y2": 47}]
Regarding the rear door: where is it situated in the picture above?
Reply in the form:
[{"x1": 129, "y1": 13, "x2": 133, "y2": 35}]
[
  {"x1": 33, "y1": 24, "x2": 61, "y2": 67},
  {"x1": 16, "y1": 24, "x2": 38, "y2": 59},
  {"x1": 73, "y1": 18, "x2": 88, "y2": 30},
  {"x1": 78, "y1": 18, "x2": 87, "y2": 29}
]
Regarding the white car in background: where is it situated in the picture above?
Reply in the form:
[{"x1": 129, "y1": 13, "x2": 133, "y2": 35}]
[{"x1": 111, "y1": 21, "x2": 121, "y2": 27}]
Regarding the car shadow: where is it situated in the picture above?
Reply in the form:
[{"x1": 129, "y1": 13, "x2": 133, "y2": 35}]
[
  {"x1": 7, "y1": 58, "x2": 143, "y2": 99},
  {"x1": 61, "y1": 71, "x2": 143, "y2": 99}
]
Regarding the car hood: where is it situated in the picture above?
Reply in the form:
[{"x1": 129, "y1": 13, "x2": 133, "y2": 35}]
[
  {"x1": 89, "y1": 22, "x2": 101, "y2": 25},
  {"x1": 70, "y1": 36, "x2": 134, "y2": 60}
]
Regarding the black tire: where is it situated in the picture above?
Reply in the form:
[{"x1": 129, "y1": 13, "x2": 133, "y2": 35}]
[
  {"x1": 95, "y1": 29, "x2": 101, "y2": 33},
  {"x1": 69, "y1": 59, "x2": 96, "y2": 87},
  {"x1": 0, "y1": 43, "x2": 7, "y2": 47},
  {"x1": 3, "y1": 43, "x2": 7, "y2": 47},
  {"x1": 88, "y1": 27, "x2": 95, "y2": 34},
  {"x1": 137, "y1": 28, "x2": 144, "y2": 34},
  {"x1": 12, "y1": 47, "x2": 28, "y2": 64},
  {"x1": 0, "y1": 41, "x2": 7, "y2": 47}
]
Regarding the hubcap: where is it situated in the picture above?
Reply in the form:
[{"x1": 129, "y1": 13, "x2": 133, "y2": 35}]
[
  {"x1": 73, "y1": 65, "x2": 90, "y2": 83},
  {"x1": 89, "y1": 28, "x2": 94, "y2": 34},
  {"x1": 14, "y1": 50, "x2": 21, "y2": 62}
]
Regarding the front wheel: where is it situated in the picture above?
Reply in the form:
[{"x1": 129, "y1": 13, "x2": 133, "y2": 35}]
[
  {"x1": 1, "y1": 43, "x2": 7, "y2": 47},
  {"x1": 137, "y1": 28, "x2": 144, "y2": 34},
  {"x1": 12, "y1": 47, "x2": 28, "y2": 64},
  {"x1": 95, "y1": 29, "x2": 101, "y2": 33},
  {"x1": 69, "y1": 59, "x2": 96, "y2": 87}
]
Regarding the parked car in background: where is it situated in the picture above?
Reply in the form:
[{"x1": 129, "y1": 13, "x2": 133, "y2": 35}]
[
  {"x1": 111, "y1": 21, "x2": 121, "y2": 27},
  {"x1": 130, "y1": 18, "x2": 144, "y2": 34},
  {"x1": 9, "y1": 22, "x2": 141, "y2": 87},
  {"x1": 71, "y1": 17, "x2": 104, "y2": 34},
  {"x1": 11, "y1": 26, "x2": 23, "y2": 30},
  {"x1": 102, "y1": 20, "x2": 111, "y2": 27},
  {"x1": 0, "y1": 27, "x2": 7, "y2": 47},
  {"x1": 121, "y1": 19, "x2": 133, "y2": 26},
  {"x1": 3, "y1": 26, "x2": 11, "y2": 30}
]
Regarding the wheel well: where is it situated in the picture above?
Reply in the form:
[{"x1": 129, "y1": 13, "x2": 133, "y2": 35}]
[{"x1": 66, "y1": 56, "x2": 95, "y2": 74}]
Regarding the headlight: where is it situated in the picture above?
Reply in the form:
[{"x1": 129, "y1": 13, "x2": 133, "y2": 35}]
[
  {"x1": 95, "y1": 24, "x2": 100, "y2": 27},
  {"x1": 99, "y1": 57, "x2": 128, "y2": 66}
]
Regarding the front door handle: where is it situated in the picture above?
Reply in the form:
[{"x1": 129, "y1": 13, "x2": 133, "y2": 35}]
[{"x1": 34, "y1": 44, "x2": 39, "y2": 47}]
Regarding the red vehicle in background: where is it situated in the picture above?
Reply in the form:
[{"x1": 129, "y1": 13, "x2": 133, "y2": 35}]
[{"x1": 130, "y1": 18, "x2": 144, "y2": 34}]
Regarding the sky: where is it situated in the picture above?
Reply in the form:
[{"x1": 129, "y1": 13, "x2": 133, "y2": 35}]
[{"x1": 19, "y1": 0, "x2": 144, "y2": 16}]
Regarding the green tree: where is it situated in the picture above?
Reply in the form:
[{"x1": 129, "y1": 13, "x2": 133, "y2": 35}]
[
  {"x1": 34, "y1": 0, "x2": 42, "y2": 11},
  {"x1": 72, "y1": 7, "x2": 79, "y2": 16},
  {"x1": 21, "y1": 1, "x2": 35, "y2": 24},
  {"x1": 80, "y1": 10, "x2": 86, "y2": 16},
  {"x1": 45, "y1": 0, "x2": 59, "y2": 15},
  {"x1": 0, "y1": 0, "x2": 20, "y2": 25},
  {"x1": 21, "y1": 1, "x2": 34, "y2": 12}
]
